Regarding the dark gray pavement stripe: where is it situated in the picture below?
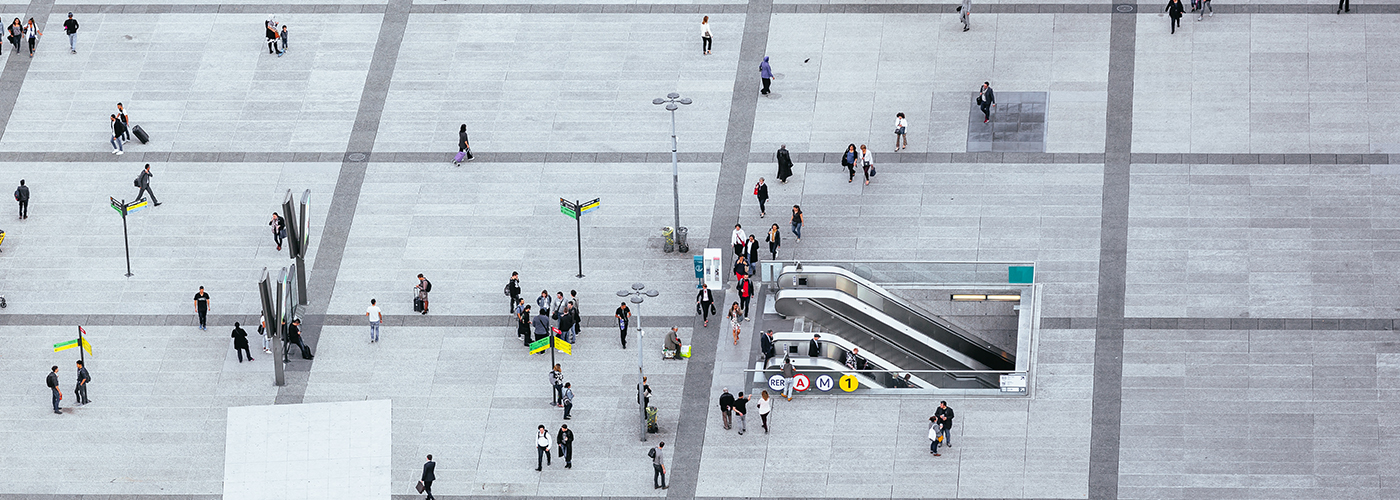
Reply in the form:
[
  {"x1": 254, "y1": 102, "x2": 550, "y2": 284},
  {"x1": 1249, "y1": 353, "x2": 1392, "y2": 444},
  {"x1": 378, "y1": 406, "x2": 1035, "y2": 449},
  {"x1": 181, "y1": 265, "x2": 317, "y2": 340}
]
[
  {"x1": 667, "y1": 0, "x2": 773, "y2": 497},
  {"x1": 0, "y1": 0, "x2": 54, "y2": 142},
  {"x1": 772, "y1": 2, "x2": 1400, "y2": 13},
  {"x1": 1045, "y1": 317, "x2": 1400, "y2": 331},
  {"x1": 0, "y1": 313, "x2": 693, "y2": 327},
  {"x1": 1, "y1": 150, "x2": 1387, "y2": 164},
  {"x1": 274, "y1": 0, "x2": 413, "y2": 405},
  {"x1": 1088, "y1": 4, "x2": 1136, "y2": 500},
  {"x1": 0, "y1": 495, "x2": 1084, "y2": 500}
]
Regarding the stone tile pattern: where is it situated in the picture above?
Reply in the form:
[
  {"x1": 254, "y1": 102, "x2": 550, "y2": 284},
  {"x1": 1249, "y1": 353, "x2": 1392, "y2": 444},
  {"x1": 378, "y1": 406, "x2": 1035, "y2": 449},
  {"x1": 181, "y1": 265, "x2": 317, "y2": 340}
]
[
  {"x1": 1127, "y1": 164, "x2": 1400, "y2": 319},
  {"x1": 224, "y1": 400, "x2": 392, "y2": 500},
  {"x1": 1119, "y1": 328, "x2": 1400, "y2": 500},
  {"x1": 967, "y1": 91, "x2": 1048, "y2": 153}
]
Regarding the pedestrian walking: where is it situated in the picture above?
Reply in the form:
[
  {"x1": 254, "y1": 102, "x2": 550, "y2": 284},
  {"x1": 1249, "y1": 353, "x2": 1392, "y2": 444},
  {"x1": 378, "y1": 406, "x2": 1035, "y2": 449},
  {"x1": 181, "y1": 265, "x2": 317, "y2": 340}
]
[
  {"x1": 1196, "y1": 0, "x2": 1212, "y2": 20},
  {"x1": 133, "y1": 164, "x2": 160, "y2": 206},
  {"x1": 731, "y1": 224, "x2": 747, "y2": 257},
  {"x1": 117, "y1": 103, "x2": 131, "y2": 142},
  {"x1": 270, "y1": 212, "x2": 286, "y2": 250},
  {"x1": 695, "y1": 284, "x2": 715, "y2": 327},
  {"x1": 756, "y1": 390, "x2": 772, "y2": 432},
  {"x1": 894, "y1": 112, "x2": 908, "y2": 151},
  {"x1": 194, "y1": 286, "x2": 210, "y2": 330},
  {"x1": 504, "y1": 272, "x2": 521, "y2": 313},
  {"x1": 46, "y1": 365, "x2": 61, "y2": 414},
  {"x1": 929, "y1": 416, "x2": 943, "y2": 455},
  {"x1": 74, "y1": 360, "x2": 91, "y2": 405},
  {"x1": 978, "y1": 82, "x2": 995, "y2": 123},
  {"x1": 415, "y1": 274, "x2": 431, "y2": 315},
  {"x1": 761, "y1": 329, "x2": 775, "y2": 361},
  {"x1": 366, "y1": 298, "x2": 382, "y2": 343},
  {"x1": 650, "y1": 442, "x2": 667, "y2": 489},
  {"x1": 737, "y1": 275, "x2": 753, "y2": 321},
  {"x1": 639, "y1": 376, "x2": 652, "y2": 407},
  {"x1": 284, "y1": 318, "x2": 312, "y2": 360},
  {"x1": 537, "y1": 289, "x2": 553, "y2": 318},
  {"x1": 775, "y1": 145, "x2": 794, "y2": 183},
  {"x1": 754, "y1": 178, "x2": 769, "y2": 217},
  {"x1": 719, "y1": 388, "x2": 734, "y2": 430},
  {"x1": 23, "y1": 18, "x2": 40, "y2": 57},
  {"x1": 781, "y1": 357, "x2": 796, "y2": 400},
  {"x1": 700, "y1": 16, "x2": 712, "y2": 55},
  {"x1": 959, "y1": 0, "x2": 971, "y2": 31},
  {"x1": 562, "y1": 382, "x2": 574, "y2": 419},
  {"x1": 1338, "y1": 0, "x2": 1349, "y2": 13},
  {"x1": 110, "y1": 115, "x2": 127, "y2": 155},
  {"x1": 935, "y1": 401, "x2": 955, "y2": 447},
  {"x1": 7, "y1": 19, "x2": 21, "y2": 53},
  {"x1": 454, "y1": 124, "x2": 473, "y2": 165},
  {"x1": 734, "y1": 254, "x2": 749, "y2": 280},
  {"x1": 791, "y1": 205, "x2": 803, "y2": 242},
  {"x1": 765, "y1": 224, "x2": 781, "y2": 259},
  {"x1": 62, "y1": 13, "x2": 76, "y2": 53},
  {"x1": 557, "y1": 424, "x2": 574, "y2": 468},
  {"x1": 733, "y1": 392, "x2": 749, "y2": 435},
  {"x1": 420, "y1": 455, "x2": 436, "y2": 500},
  {"x1": 841, "y1": 144, "x2": 858, "y2": 182},
  {"x1": 860, "y1": 145, "x2": 874, "y2": 185},
  {"x1": 759, "y1": 56, "x2": 773, "y2": 95},
  {"x1": 1165, "y1": 0, "x2": 1184, "y2": 33},
  {"x1": 535, "y1": 425, "x2": 552, "y2": 471},
  {"x1": 550, "y1": 364, "x2": 564, "y2": 407},
  {"x1": 616, "y1": 301, "x2": 631, "y2": 348},
  {"x1": 746, "y1": 234, "x2": 760, "y2": 276},
  {"x1": 231, "y1": 322, "x2": 254, "y2": 362},
  {"x1": 14, "y1": 179, "x2": 28, "y2": 219},
  {"x1": 727, "y1": 302, "x2": 742, "y2": 345}
]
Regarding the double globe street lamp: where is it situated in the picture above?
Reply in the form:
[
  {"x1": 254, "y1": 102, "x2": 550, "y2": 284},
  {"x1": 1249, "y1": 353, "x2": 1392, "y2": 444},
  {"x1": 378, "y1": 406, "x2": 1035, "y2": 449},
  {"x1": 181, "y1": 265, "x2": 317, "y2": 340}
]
[{"x1": 653, "y1": 93, "x2": 692, "y2": 253}]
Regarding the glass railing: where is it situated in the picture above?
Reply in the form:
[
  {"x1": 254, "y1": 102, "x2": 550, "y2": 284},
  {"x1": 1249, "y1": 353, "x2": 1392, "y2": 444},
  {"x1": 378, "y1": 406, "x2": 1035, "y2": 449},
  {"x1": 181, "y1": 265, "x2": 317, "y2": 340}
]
[{"x1": 760, "y1": 260, "x2": 1033, "y2": 286}]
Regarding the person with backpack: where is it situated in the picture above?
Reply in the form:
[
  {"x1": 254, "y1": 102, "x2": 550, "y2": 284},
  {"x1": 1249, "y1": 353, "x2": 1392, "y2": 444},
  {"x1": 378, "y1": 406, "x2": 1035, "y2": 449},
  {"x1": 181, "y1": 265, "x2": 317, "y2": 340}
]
[
  {"x1": 415, "y1": 274, "x2": 431, "y2": 315},
  {"x1": 46, "y1": 365, "x2": 62, "y2": 414},
  {"x1": 561, "y1": 382, "x2": 574, "y2": 419},
  {"x1": 535, "y1": 425, "x2": 552, "y2": 471},
  {"x1": 549, "y1": 364, "x2": 564, "y2": 407},
  {"x1": 504, "y1": 272, "x2": 521, "y2": 313},
  {"x1": 650, "y1": 442, "x2": 667, "y2": 489}
]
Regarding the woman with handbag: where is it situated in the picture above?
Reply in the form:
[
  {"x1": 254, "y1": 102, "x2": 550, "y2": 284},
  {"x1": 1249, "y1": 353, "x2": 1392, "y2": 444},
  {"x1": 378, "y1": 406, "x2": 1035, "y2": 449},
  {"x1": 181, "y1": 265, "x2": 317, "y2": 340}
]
[
  {"x1": 894, "y1": 112, "x2": 908, "y2": 151},
  {"x1": 841, "y1": 144, "x2": 858, "y2": 183},
  {"x1": 270, "y1": 212, "x2": 286, "y2": 251},
  {"x1": 700, "y1": 16, "x2": 712, "y2": 55},
  {"x1": 7, "y1": 19, "x2": 21, "y2": 53},
  {"x1": 766, "y1": 224, "x2": 781, "y2": 259},
  {"x1": 753, "y1": 178, "x2": 769, "y2": 217}
]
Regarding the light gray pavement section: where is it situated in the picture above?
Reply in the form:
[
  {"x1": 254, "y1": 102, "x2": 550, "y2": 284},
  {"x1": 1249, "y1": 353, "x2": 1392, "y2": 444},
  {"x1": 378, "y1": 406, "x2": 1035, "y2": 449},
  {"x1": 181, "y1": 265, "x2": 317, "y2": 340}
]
[
  {"x1": 0, "y1": 12, "x2": 380, "y2": 153},
  {"x1": 375, "y1": 13, "x2": 743, "y2": 155}
]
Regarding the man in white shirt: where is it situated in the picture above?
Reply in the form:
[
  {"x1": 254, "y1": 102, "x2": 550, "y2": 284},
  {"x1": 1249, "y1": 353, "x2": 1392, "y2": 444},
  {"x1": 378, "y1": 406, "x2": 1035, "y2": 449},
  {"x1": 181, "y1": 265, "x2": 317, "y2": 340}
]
[
  {"x1": 366, "y1": 298, "x2": 383, "y2": 343},
  {"x1": 731, "y1": 224, "x2": 747, "y2": 258}
]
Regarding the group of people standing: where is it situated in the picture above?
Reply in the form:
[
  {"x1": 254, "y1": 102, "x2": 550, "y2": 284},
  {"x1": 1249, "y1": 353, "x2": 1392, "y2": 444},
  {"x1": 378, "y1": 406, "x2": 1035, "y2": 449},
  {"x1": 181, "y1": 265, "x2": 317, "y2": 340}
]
[
  {"x1": 265, "y1": 16, "x2": 288, "y2": 56},
  {"x1": 511, "y1": 276, "x2": 584, "y2": 347}
]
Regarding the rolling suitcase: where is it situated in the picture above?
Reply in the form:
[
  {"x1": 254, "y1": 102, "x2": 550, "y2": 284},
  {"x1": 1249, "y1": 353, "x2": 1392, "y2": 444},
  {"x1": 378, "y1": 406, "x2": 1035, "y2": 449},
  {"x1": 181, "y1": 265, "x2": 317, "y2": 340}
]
[
  {"x1": 132, "y1": 125, "x2": 149, "y2": 144},
  {"x1": 413, "y1": 295, "x2": 424, "y2": 313}
]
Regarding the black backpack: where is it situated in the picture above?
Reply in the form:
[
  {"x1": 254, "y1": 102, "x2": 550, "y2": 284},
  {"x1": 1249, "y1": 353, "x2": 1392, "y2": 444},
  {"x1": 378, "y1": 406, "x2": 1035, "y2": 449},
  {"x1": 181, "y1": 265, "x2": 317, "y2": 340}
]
[
  {"x1": 648, "y1": 448, "x2": 656, "y2": 459},
  {"x1": 423, "y1": 279, "x2": 432, "y2": 293}
]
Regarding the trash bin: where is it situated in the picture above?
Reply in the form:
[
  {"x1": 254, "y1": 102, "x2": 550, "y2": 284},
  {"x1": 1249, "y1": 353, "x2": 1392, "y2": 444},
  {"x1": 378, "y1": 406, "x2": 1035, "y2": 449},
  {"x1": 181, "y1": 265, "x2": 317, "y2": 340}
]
[
  {"x1": 662, "y1": 226, "x2": 675, "y2": 253},
  {"x1": 676, "y1": 226, "x2": 688, "y2": 253},
  {"x1": 646, "y1": 406, "x2": 659, "y2": 433}
]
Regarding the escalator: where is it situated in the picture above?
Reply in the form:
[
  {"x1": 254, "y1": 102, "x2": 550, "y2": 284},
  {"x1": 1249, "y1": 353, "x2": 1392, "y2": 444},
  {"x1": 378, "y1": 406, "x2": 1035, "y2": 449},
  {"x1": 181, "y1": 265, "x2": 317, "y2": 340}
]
[{"x1": 773, "y1": 265, "x2": 1015, "y2": 389}]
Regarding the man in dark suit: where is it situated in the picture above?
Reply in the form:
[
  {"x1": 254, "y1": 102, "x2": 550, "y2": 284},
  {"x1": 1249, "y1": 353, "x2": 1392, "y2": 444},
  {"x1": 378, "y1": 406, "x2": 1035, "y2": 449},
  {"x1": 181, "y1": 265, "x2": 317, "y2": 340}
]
[
  {"x1": 14, "y1": 179, "x2": 28, "y2": 219},
  {"x1": 75, "y1": 360, "x2": 91, "y2": 405},
  {"x1": 133, "y1": 164, "x2": 160, "y2": 206},
  {"x1": 696, "y1": 284, "x2": 715, "y2": 327},
  {"x1": 760, "y1": 329, "x2": 775, "y2": 361},
  {"x1": 284, "y1": 319, "x2": 312, "y2": 360},
  {"x1": 978, "y1": 82, "x2": 995, "y2": 123},
  {"x1": 421, "y1": 455, "x2": 436, "y2": 500},
  {"x1": 808, "y1": 334, "x2": 821, "y2": 357}
]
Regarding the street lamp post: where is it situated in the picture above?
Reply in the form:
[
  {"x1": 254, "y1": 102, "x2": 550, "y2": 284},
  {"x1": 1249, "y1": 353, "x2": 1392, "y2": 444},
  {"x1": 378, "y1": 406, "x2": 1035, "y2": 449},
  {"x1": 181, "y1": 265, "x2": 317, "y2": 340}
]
[
  {"x1": 653, "y1": 93, "x2": 692, "y2": 253},
  {"x1": 618, "y1": 283, "x2": 659, "y2": 441}
]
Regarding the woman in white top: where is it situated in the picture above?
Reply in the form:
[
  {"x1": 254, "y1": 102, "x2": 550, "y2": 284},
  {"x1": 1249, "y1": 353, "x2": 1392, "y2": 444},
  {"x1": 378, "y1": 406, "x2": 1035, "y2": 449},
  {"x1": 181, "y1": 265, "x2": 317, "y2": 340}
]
[
  {"x1": 859, "y1": 144, "x2": 874, "y2": 186},
  {"x1": 756, "y1": 390, "x2": 772, "y2": 433},
  {"x1": 701, "y1": 16, "x2": 713, "y2": 55},
  {"x1": 894, "y1": 112, "x2": 908, "y2": 151}
]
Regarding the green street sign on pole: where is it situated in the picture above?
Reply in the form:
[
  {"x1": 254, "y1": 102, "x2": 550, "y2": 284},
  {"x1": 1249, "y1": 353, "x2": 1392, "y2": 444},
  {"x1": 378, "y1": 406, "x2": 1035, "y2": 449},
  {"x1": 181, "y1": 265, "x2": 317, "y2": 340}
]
[{"x1": 559, "y1": 197, "x2": 599, "y2": 278}]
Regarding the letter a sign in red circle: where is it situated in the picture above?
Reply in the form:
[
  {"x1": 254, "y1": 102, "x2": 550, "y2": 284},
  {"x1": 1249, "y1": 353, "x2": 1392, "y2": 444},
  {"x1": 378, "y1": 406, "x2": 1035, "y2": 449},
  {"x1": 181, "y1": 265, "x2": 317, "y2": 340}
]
[{"x1": 793, "y1": 373, "x2": 811, "y2": 392}]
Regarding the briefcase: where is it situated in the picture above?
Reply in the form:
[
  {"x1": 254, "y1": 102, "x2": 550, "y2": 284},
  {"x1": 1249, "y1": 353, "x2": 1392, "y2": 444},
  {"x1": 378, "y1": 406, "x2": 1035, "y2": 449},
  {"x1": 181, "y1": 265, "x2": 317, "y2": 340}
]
[{"x1": 415, "y1": 480, "x2": 425, "y2": 494}]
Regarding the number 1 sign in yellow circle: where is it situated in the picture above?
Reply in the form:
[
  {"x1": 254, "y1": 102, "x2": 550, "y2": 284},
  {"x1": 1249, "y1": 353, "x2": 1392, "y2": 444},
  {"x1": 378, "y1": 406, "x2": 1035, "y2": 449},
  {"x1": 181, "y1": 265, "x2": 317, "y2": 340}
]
[{"x1": 839, "y1": 374, "x2": 859, "y2": 392}]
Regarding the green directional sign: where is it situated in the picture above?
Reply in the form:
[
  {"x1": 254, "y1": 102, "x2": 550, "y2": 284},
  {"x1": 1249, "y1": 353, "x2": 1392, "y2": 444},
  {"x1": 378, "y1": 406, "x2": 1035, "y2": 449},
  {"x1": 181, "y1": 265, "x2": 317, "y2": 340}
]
[{"x1": 560, "y1": 198, "x2": 578, "y2": 220}]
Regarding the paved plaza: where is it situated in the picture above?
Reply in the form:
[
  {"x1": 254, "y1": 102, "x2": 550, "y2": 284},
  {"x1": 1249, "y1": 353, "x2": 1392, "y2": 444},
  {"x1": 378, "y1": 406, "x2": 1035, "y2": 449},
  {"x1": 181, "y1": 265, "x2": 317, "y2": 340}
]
[{"x1": 0, "y1": 0, "x2": 1398, "y2": 499}]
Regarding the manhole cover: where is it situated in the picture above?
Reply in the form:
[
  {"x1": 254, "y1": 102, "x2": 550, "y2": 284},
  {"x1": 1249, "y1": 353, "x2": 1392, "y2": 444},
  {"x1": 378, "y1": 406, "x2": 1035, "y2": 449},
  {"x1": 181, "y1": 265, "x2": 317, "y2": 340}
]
[
  {"x1": 1115, "y1": 4, "x2": 1135, "y2": 12},
  {"x1": 347, "y1": 153, "x2": 367, "y2": 162}
]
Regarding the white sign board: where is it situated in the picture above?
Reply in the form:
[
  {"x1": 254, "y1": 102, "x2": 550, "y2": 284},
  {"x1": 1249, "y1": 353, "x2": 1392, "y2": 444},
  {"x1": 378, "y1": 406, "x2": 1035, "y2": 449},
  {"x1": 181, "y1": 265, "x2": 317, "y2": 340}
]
[
  {"x1": 703, "y1": 248, "x2": 724, "y2": 290},
  {"x1": 814, "y1": 374, "x2": 835, "y2": 392},
  {"x1": 1000, "y1": 373, "x2": 1028, "y2": 394},
  {"x1": 767, "y1": 374, "x2": 787, "y2": 391}
]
